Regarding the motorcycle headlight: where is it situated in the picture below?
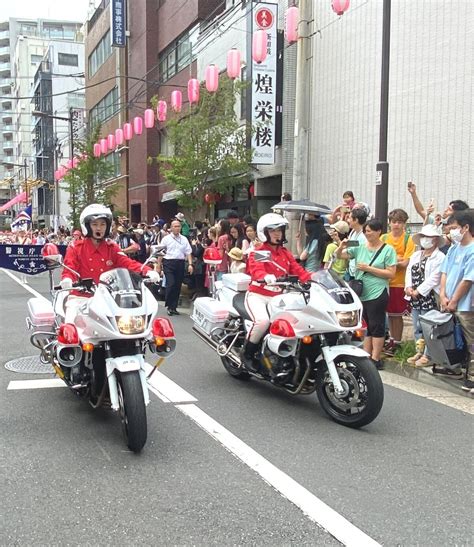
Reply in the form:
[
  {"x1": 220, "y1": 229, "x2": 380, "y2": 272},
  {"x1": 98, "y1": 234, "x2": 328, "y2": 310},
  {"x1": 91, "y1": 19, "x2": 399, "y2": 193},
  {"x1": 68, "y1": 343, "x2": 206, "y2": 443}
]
[
  {"x1": 336, "y1": 311, "x2": 358, "y2": 328},
  {"x1": 116, "y1": 315, "x2": 146, "y2": 334}
]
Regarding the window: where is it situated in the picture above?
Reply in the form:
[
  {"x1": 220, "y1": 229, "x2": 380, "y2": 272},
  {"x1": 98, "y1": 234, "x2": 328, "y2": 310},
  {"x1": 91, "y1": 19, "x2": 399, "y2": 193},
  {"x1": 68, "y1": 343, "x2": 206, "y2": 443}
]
[
  {"x1": 88, "y1": 30, "x2": 112, "y2": 77},
  {"x1": 104, "y1": 151, "x2": 121, "y2": 179},
  {"x1": 31, "y1": 54, "x2": 43, "y2": 65},
  {"x1": 159, "y1": 31, "x2": 192, "y2": 83},
  {"x1": 58, "y1": 52, "x2": 79, "y2": 66},
  {"x1": 89, "y1": 87, "x2": 119, "y2": 126}
]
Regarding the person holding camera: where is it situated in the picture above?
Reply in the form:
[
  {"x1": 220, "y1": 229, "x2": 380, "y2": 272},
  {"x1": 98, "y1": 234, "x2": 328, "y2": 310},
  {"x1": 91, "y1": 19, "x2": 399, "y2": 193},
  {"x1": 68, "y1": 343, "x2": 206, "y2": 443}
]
[{"x1": 336, "y1": 218, "x2": 397, "y2": 369}]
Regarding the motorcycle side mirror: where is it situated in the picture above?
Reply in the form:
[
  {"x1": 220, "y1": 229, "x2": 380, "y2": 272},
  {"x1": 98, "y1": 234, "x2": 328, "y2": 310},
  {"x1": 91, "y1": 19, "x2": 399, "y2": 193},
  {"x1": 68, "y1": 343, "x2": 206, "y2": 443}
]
[
  {"x1": 253, "y1": 250, "x2": 271, "y2": 263},
  {"x1": 150, "y1": 245, "x2": 166, "y2": 257},
  {"x1": 43, "y1": 254, "x2": 63, "y2": 268}
]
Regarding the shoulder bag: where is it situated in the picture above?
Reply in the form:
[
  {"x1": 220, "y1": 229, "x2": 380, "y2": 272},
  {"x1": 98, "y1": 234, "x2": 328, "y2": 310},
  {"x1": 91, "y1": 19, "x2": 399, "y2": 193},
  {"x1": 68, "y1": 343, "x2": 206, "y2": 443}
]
[{"x1": 348, "y1": 244, "x2": 386, "y2": 296}]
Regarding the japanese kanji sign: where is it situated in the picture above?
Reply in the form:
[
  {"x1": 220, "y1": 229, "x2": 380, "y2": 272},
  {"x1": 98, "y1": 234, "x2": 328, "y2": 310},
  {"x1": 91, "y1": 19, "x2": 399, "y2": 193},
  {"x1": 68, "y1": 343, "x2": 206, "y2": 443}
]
[
  {"x1": 111, "y1": 0, "x2": 127, "y2": 47},
  {"x1": 251, "y1": 2, "x2": 278, "y2": 165},
  {"x1": 0, "y1": 245, "x2": 66, "y2": 275}
]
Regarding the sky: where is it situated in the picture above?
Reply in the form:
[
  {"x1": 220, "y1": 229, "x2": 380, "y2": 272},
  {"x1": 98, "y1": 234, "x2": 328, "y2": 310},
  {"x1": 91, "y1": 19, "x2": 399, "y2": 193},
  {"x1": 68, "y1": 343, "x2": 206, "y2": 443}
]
[{"x1": 0, "y1": 0, "x2": 93, "y2": 24}]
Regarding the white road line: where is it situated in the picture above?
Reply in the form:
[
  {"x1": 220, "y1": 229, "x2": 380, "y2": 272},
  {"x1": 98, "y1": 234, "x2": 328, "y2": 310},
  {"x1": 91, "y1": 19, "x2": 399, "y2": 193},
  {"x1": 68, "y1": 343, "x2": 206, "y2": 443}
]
[
  {"x1": 144, "y1": 362, "x2": 197, "y2": 403},
  {"x1": 1, "y1": 268, "x2": 46, "y2": 300},
  {"x1": 175, "y1": 403, "x2": 380, "y2": 547},
  {"x1": 380, "y1": 371, "x2": 474, "y2": 414},
  {"x1": 8, "y1": 378, "x2": 65, "y2": 390}
]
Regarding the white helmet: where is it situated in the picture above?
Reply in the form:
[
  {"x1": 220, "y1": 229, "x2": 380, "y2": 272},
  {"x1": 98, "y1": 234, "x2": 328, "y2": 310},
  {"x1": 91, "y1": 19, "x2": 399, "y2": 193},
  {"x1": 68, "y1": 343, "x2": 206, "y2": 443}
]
[
  {"x1": 80, "y1": 203, "x2": 113, "y2": 238},
  {"x1": 256, "y1": 213, "x2": 289, "y2": 243}
]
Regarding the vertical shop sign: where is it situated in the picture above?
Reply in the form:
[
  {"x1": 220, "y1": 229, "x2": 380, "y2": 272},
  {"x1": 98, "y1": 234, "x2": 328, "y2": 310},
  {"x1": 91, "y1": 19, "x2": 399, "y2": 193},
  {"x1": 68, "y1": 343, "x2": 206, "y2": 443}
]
[
  {"x1": 111, "y1": 0, "x2": 127, "y2": 47},
  {"x1": 251, "y1": 2, "x2": 278, "y2": 165}
]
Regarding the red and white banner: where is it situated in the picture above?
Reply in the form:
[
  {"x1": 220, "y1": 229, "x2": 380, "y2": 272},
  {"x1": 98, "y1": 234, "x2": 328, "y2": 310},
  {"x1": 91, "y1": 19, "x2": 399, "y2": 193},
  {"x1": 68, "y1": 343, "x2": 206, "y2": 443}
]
[{"x1": 0, "y1": 191, "x2": 27, "y2": 213}]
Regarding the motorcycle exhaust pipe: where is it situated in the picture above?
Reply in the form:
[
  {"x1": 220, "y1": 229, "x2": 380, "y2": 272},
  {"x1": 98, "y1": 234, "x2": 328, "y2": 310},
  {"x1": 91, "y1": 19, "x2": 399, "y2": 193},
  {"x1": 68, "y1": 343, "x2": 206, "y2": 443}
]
[
  {"x1": 56, "y1": 344, "x2": 83, "y2": 368},
  {"x1": 192, "y1": 327, "x2": 241, "y2": 367}
]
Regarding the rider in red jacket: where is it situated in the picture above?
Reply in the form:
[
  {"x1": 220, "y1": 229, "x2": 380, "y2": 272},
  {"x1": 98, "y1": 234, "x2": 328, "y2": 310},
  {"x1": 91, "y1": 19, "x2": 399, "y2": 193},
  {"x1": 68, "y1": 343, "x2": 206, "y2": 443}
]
[
  {"x1": 60, "y1": 204, "x2": 159, "y2": 321},
  {"x1": 243, "y1": 213, "x2": 312, "y2": 371}
]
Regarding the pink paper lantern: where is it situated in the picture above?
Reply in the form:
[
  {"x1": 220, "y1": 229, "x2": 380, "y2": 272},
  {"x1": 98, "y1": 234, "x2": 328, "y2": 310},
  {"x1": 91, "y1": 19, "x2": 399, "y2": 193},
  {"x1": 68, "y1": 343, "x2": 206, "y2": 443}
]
[
  {"x1": 332, "y1": 0, "x2": 350, "y2": 15},
  {"x1": 93, "y1": 143, "x2": 101, "y2": 157},
  {"x1": 100, "y1": 138, "x2": 108, "y2": 154},
  {"x1": 73, "y1": 158, "x2": 79, "y2": 168},
  {"x1": 107, "y1": 133, "x2": 116, "y2": 150},
  {"x1": 171, "y1": 90, "x2": 182, "y2": 112},
  {"x1": 115, "y1": 128, "x2": 124, "y2": 146},
  {"x1": 58, "y1": 166, "x2": 66, "y2": 178},
  {"x1": 187, "y1": 78, "x2": 200, "y2": 105},
  {"x1": 66, "y1": 159, "x2": 73, "y2": 169},
  {"x1": 144, "y1": 108, "x2": 155, "y2": 128},
  {"x1": 157, "y1": 100, "x2": 167, "y2": 122},
  {"x1": 133, "y1": 116, "x2": 143, "y2": 135},
  {"x1": 205, "y1": 64, "x2": 219, "y2": 93},
  {"x1": 285, "y1": 6, "x2": 299, "y2": 43},
  {"x1": 226, "y1": 49, "x2": 241, "y2": 80},
  {"x1": 123, "y1": 123, "x2": 133, "y2": 140},
  {"x1": 54, "y1": 170, "x2": 60, "y2": 181},
  {"x1": 252, "y1": 29, "x2": 268, "y2": 64}
]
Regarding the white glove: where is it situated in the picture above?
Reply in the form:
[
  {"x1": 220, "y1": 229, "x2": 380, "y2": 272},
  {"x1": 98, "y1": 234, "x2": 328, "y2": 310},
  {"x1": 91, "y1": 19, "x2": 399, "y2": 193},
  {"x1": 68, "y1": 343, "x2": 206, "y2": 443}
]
[
  {"x1": 146, "y1": 270, "x2": 161, "y2": 282},
  {"x1": 264, "y1": 274, "x2": 277, "y2": 285},
  {"x1": 60, "y1": 278, "x2": 73, "y2": 289}
]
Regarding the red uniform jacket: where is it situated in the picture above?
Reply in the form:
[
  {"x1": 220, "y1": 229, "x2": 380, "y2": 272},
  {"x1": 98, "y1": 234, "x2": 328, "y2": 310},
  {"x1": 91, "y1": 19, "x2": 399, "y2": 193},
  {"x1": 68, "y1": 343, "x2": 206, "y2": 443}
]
[
  {"x1": 61, "y1": 238, "x2": 151, "y2": 295},
  {"x1": 247, "y1": 242, "x2": 311, "y2": 297}
]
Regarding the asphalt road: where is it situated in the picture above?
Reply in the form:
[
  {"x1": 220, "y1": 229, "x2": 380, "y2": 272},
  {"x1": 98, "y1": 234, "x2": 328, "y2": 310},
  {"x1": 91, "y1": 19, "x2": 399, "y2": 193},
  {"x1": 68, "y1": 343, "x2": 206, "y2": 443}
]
[{"x1": 1, "y1": 269, "x2": 472, "y2": 546}]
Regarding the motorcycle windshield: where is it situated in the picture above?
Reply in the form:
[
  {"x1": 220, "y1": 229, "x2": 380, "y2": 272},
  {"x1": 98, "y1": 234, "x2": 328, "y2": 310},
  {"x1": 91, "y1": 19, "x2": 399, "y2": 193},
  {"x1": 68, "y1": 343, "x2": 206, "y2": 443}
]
[
  {"x1": 311, "y1": 270, "x2": 355, "y2": 305},
  {"x1": 99, "y1": 268, "x2": 143, "y2": 308}
]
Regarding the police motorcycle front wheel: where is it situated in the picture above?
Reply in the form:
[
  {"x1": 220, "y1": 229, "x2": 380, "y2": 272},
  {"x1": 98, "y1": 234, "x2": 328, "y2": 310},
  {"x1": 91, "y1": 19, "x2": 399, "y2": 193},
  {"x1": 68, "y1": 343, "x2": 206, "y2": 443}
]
[{"x1": 116, "y1": 371, "x2": 147, "y2": 452}]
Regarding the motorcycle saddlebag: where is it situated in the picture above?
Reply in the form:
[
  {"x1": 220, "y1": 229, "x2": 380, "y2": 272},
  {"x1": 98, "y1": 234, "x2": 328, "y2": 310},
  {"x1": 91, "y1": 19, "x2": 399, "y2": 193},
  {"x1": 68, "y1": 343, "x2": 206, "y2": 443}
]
[
  {"x1": 191, "y1": 297, "x2": 229, "y2": 336},
  {"x1": 222, "y1": 273, "x2": 251, "y2": 292},
  {"x1": 27, "y1": 297, "x2": 55, "y2": 332}
]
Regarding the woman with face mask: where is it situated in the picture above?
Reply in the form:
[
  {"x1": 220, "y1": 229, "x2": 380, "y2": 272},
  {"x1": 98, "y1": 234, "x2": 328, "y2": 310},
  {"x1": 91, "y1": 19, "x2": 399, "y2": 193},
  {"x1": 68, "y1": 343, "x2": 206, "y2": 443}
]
[{"x1": 404, "y1": 224, "x2": 447, "y2": 366}]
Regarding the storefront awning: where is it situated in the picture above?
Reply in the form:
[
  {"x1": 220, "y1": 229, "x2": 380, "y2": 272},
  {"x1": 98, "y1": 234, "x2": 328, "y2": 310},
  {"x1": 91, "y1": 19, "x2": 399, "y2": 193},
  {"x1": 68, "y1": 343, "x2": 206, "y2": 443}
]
[{"x1": 161, "y1": 189, "x2": 182, "y2": 202}]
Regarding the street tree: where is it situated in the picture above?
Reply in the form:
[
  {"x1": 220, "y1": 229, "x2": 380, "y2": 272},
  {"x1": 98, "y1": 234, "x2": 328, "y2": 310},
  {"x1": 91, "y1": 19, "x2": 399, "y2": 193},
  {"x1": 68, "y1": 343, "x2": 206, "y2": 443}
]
[
  {"x1": 62, "y1": 125, "x2": 116, "y2": 227},
  {"x1": 155, "y1": 76, "x2": 252, "y2": 211}
]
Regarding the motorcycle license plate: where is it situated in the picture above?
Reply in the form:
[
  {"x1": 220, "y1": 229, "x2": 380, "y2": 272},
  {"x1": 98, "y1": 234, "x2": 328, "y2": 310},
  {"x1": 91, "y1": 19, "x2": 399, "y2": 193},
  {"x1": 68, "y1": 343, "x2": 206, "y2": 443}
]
[{"x1": 194, "y1": 309, "x2": 206, "y2": 327}]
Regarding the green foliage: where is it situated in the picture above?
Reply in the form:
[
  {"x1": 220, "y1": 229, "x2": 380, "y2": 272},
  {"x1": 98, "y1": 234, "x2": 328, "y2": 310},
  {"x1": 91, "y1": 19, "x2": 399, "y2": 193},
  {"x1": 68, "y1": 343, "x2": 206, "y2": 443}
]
[
  {"x1": 156, "y1": 76, "x2": 252, "y2": 210},
  {"x1": 62, "y1": 125, "x2": 117, "y2": 227},
  {"x1": 394, "y1": 340, "x2": 417, "y2": 363}
]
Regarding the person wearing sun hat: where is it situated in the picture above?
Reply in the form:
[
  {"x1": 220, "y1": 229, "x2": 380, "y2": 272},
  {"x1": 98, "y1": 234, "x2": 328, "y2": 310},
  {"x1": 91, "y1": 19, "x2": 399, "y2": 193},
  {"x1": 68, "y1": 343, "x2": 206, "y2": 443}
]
[
  {"x1": 404, "y1": 224, "x2": 447, "y2": 366},
  {"x1": 228, "y1": 246, "x2": 246, "y2": 273},
  {"x1": 175, "y1": 212, "x2": 190, "y2": 237},
  {"x1": 323, "y1": 220, "x2": 350, "y2": 276}
]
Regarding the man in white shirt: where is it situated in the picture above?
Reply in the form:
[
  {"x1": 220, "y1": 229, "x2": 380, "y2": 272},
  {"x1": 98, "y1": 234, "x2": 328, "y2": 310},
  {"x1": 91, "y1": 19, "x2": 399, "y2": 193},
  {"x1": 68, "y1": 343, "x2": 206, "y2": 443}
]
[
  {"x1": 346, "y1": 207, "x2": 368, "y2": 279},
  {"x1": 157, "y1": 220, "x2": 193, "y2": 315}
]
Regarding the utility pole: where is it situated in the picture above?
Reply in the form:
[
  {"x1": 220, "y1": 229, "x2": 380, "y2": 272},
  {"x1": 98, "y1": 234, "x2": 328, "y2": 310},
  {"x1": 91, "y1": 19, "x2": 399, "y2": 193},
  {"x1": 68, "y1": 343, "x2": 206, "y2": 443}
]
[
  {"x1": 292, "y1": 0, "x2": 313, "y2": 201},
  {"x1": 375, "y1": 0, "x2": 391, "y2": 231},
  {"x1": 23, "y1": 158, "x2": 28, "y2": 203}
]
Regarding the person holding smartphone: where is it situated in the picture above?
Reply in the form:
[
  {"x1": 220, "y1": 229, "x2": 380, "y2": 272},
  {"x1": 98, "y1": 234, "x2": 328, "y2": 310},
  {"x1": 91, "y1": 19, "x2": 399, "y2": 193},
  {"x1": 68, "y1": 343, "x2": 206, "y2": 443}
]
[{"x1": 337, "y1": 219, "x2": 397, "y2": 369}]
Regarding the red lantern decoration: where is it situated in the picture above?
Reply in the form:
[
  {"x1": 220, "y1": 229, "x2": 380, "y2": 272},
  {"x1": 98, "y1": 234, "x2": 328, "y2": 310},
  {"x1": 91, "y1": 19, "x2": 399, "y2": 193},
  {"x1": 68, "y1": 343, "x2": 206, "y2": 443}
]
[
  {"x1": 204, "y1": 193, "x2": 214, "y2": 204},
  {"x1": 252, "y1": 29, "x2": 268, "y2": 64},
  {"x1": 205, "y1": 64, "x2": 219, "y2": 93},
  {"x1": 123, "y1": 122, "x2": 133, "y2": 140},
  {"x1": 133, "y1": 116, "x2": 143, "y2": 135},
  {"x1": 171, "y1": 90, "x2": 182, "y2": 112},
  {"x1": 93, "y1": 143, "x2": 101, "y2": 157},
  {"x1": 331, "y1": 0, "x2": 350, "y2": 16},
  {"x1": 249, "y1": 184, "x2": 255, "y2": 196},
  {"x1": 157, "y1": 100, "x2": 167, "y2": 122},
  {"x1": 187, "y1": 78, "x2": 200, "y2": 105},
  {"x1": 100, "y1": 138, "x2": 108, "y2": 154},
  {"x1": 285, "y1": 6, "x2": 299, "y2": 44},
  {"x1": 115, "y1": 128, "x2": 124, "y2": 146},
  {"x1": 144, "y1": 108, "x2": 155, "y2": 128},
  {"x1": 226, "y1": 49, "x2": 241, "y2": 80},
  {"x1": 107, "y1": 133, "x2": 116, "y2": 150}
]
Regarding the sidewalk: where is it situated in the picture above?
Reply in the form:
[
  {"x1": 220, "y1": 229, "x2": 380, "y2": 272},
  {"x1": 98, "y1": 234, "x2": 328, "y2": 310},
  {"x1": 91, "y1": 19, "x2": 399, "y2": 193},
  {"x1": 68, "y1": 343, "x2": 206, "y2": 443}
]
[{"x1": 175, "y1": 290, "x2": 472, "y2": 401}]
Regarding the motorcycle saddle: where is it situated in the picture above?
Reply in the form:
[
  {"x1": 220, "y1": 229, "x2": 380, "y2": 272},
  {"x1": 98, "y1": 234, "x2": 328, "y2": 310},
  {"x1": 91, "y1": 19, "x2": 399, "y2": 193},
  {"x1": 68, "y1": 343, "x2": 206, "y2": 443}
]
[{"x1": 232, "y1": 292, "x2": 252, "y2": 321}]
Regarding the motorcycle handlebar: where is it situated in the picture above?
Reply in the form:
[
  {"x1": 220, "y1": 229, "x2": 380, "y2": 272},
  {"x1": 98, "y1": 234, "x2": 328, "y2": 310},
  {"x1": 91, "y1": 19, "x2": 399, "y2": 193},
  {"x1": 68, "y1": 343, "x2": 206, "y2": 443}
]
[{"x1": 256, "y1": 275, "x2": 300, "y2": 284}]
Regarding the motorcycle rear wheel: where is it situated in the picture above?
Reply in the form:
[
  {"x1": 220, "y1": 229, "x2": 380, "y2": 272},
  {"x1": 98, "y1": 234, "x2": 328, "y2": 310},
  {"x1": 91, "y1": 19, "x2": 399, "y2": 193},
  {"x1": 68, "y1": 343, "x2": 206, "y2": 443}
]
[
  {"x1": 117, "y1": 371, "x2": 147, "y2": 452},
  {"x1": 316, "y1": 355, "x2": 383, "y2": 428},
  {"x1": 220, "y1": 355, "x2": 250, "y2": 380}
]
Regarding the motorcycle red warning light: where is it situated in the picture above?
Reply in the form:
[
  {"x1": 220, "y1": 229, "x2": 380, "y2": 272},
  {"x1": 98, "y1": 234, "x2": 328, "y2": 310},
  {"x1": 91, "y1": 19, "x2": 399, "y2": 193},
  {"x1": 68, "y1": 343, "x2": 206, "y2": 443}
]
[
  {"x1": 152, "y1": 318, "x2": 175, "y2": 338},
  {"x1": 203, "y1": 247, "x2": 223, "y2": 265},
  {"x1": 57, "y1": 323, "x2": 79, "y2": 345},
  {"x1": 270, "y1": 319, "x2": 295, "y2": 338}
]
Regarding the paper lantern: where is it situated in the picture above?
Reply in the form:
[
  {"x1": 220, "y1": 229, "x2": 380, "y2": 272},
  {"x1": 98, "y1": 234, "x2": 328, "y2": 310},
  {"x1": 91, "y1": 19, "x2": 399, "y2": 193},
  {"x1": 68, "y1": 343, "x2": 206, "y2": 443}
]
[
  {"x1": 204, "y1": 193, "x2": 214, "y2": 204},
  {"x1": 58, "y1": 166, "x2": 66, "y2": 178},
  {"x1": 133, "y1": 116, "x2": 143, "y2": 135},
  {"x1": 123, "y1": 122, "x2": 133, "y2": 140},
  {"x1": 249, "y1": 184, "x2": 255, "y2": 196},
  {"x1": 205, "y1": 64, "x2": 219, "y2": 92},
  {"x1": 72, "y1": 158, "x2": 79, "y2": 168},
  {"x1": 54, "y1": 170, "x2": 60, "y2": 181},
  {"x1": 252, "y1": 30, "x2": 268, "y2": 64},
  {"x1": 100, "y1": 138, "x2": 108, "y2": 154},
  {"x1": 285, "y1": 6, "x2": 299, "y2": 43},
  {"x1": 66, "y1": 159, "x2": 73, "y2": 169},
  {"x1": 332, "y1": 0, "x2": 350, "y2": 15},
  {"x1": 93, "y1": 143, "x2": 101, "y2": 157},
  {"x1": 144, "y1": 108, "x2": 155, "y2": 128},
  {"x1": 227, "y1": 49, "x2": 241, "y2": 80},
  {"x1": 157, "y1": 100, "x2": 167, "y2": 122},
  {"x1": 171, "y1": 90, "x2": 182, "y2": 112},
  {"x1": 115, "y1": 128, "x2": 124, "y2": 146},
  {"x1": 187, "y1": 78, "x2": 200, "y2": 105},
  {"x1": 107, "y1": 133, "x2": 116, "y2": 150}
]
